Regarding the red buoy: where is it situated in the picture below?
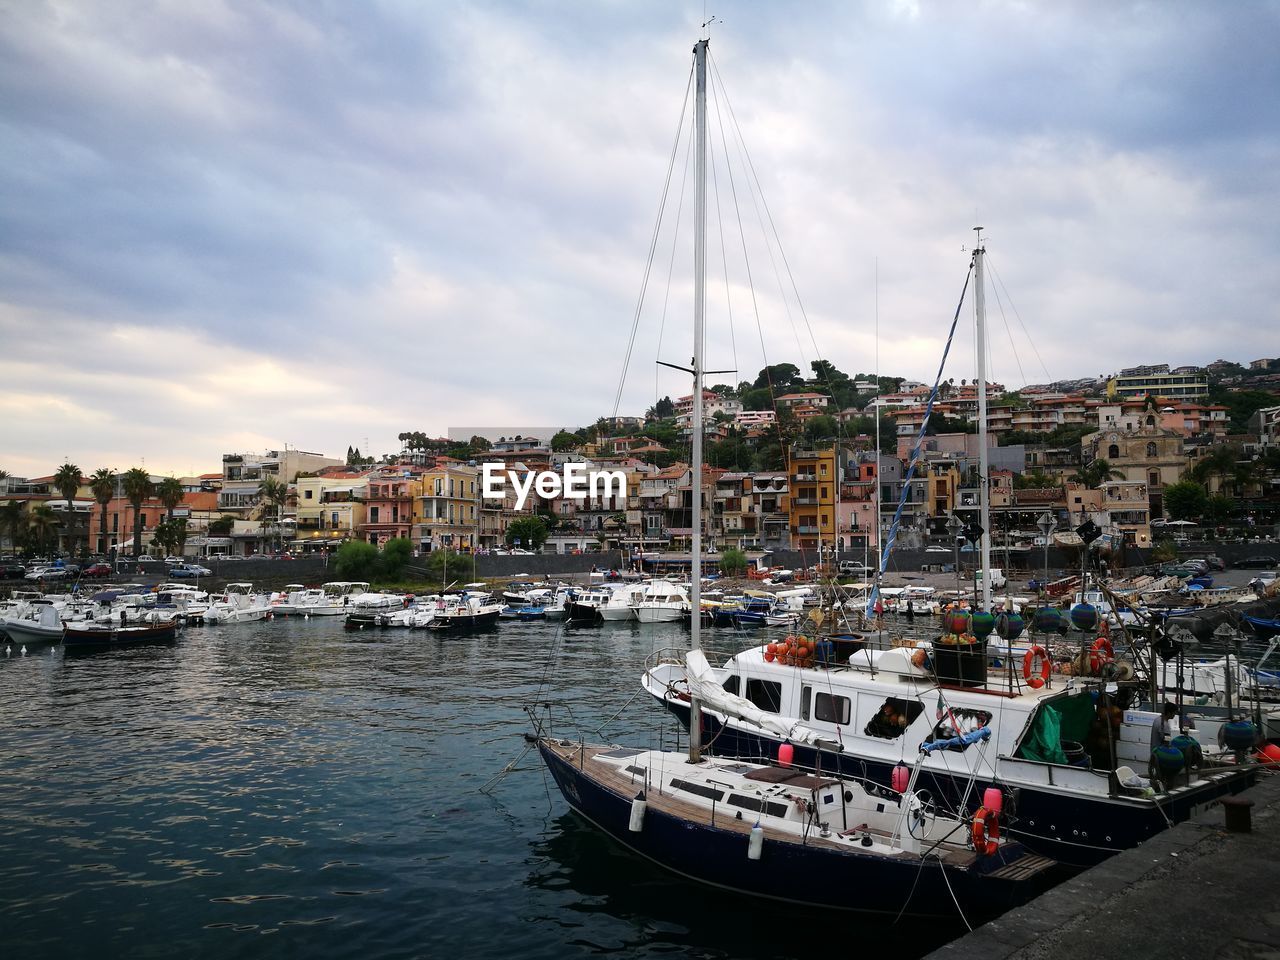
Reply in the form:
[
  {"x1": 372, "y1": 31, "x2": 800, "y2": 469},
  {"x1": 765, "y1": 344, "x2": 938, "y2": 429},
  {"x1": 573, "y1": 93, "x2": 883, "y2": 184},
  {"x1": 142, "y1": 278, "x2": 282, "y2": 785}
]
[
  {"x1": 891, "y1": 763, "x2": 910, "y2": 793},
  {"x1": 982, "y1": 787, "x2": 1003, "y2": 816},
  {"x1": 778, "y1": 742, "x2": 794, "y2": 767}
]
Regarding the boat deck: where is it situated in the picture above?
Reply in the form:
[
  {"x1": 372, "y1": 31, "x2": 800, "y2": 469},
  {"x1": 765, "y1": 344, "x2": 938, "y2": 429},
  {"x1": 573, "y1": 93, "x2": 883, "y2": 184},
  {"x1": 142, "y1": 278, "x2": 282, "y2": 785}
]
[{"x1": 543, "y1": 740, "x2": 985, "y2": 867}]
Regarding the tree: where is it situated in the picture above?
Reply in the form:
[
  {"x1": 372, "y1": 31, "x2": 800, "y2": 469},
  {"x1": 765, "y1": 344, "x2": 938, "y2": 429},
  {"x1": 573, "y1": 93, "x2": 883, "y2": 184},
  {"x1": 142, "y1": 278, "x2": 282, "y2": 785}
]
[
  {"x1": 647, "y1": 396, "x2": 676, "y2": 420},
  {"x1": 1070, "y1": 459, "x2": 1122, "y2": 489},
  {"x1": 90, "y1": 468, "x2": 115, "y2": 555},
  {"x1": 53, "y1": 461, "x2": 82, "y2": 557},
  {"x1": 506, "y1": 515, "x2": 549, "y2": 550},
  {"x1": 752, "y1": 363, "x2": 802, "y2": 391},
  {"x1": 380, "y1": 537, "x2": 414, "y2": 579},
  {"x1": 1, "y1": 499, "x2": 26, "y2": 554},
  {"x1": 468, "y1": 435, "x2": 493, "y2": 452},
  {"x1": 424, "y1": 549, "x2": 461, "y2": 587},
  {"x1": 120, "y1": 468, "x2": 154, "y2": 557},
  {"x1": 26, "y1": 503, "x2": 59, "y2": 554},
  {"x1": 257, "y1": 476, "x2": 286, "y2": 551},
  {"x1": 1162, "y1": 480, "x2": 1208, "y2": 521},
  {"x1": 334, "y1": 540, "x2": 379, "y2": 578},
  {"x1": 207, "y1": 514, "x2": 235, "y2": 536},
  {"x1": 803, "y1": 415, "x2": 839, "y2": 444},
  {"x1": 157, "y1": 476, "x2": 184, "y2": 523},
  {"x1": 551, "y1": 430, "x2": 580, "y2": 452},
  {"x1": 1014, "y1": 471, "x2": 1060, "y2": 490},
  {"x1": 1204, "y1": 493, "x2": 1235, "y2": 525},
  {"x1": 719, "y1": 547, "x2": 748, "y2": 577}
]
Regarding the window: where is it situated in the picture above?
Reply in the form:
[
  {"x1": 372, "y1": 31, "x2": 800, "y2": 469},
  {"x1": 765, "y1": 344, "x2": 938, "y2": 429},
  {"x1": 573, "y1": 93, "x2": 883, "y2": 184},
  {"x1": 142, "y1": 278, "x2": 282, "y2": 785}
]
[
  {"x1": 1149, "y1": 471, "x2": 1159, "y2": 487},
  {"x1": 304, "y1": 489, "x2": 313, "y2": 499},
  {"x1": 815, "y1": 692, "x2": 851, "y2": 725},
  {"x1": 1146, "y1": 416, "x2": 1156, "y2": 427},
  {"x1": 722, "y1": 675, "x2": 740, "y2": 696},
  {"x1": 370, "y1": 507, "x2": 379, "y2": 523},
  {"x1": 1146, "y1": 442, "x2": 1158, "y2": 458},
  {"x1": 864, "y1": 697, "x2": 924, "y2": 739},
  {"x1": 744, "y1": 678, "x2": 782, "y2": 714},
  {"x1": 1108, "y1": 444, "x2": 1120, "y2": 460},
  {"x1": 139, "y1": 513, "x2": 146, "y2": 527},
  {"x1": 112, "y1": 513, "x2": 119, "y2": 532},
  {"x1": 331, "y1": 512, "x2": 339, "y2": 526},
  {"x1": 924, "y1": 707, "x2": 992, "y2": 751}
]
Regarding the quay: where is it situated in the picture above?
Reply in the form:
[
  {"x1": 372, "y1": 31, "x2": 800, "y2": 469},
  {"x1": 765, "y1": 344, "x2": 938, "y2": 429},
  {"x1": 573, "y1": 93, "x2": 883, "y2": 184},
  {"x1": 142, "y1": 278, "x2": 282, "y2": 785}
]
[{"x1": 928, "y1": 772, "x2": 1280, "y2": 959}]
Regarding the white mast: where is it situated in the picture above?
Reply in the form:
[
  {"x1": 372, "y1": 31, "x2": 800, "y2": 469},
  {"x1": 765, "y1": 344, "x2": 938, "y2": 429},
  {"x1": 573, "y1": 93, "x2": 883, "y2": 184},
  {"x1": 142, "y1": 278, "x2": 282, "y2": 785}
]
[
  {"x1": 973, "y1": 227, "x2": 992, "y2": 611},
  {"x1": 688, "y1": 37, "x2": 708, "y2": 763}
]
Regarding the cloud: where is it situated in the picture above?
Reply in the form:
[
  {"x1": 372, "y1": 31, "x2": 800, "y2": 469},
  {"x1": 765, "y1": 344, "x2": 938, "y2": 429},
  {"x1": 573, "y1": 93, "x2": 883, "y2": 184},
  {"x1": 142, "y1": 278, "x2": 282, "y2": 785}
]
[{"x1": 1, "y1": 0, "x2": 1277, "y2": 475}]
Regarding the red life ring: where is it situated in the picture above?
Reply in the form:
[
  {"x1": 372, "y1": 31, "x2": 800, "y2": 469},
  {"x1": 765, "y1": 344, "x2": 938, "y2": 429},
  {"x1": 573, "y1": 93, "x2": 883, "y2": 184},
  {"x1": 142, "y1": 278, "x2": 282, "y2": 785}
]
[
  {"x1": 971, "y1": 806, "x2": 1000, "y2": 856},
  {"x1": 1022, "y1": 645, "x2": 1051, "y2": 689},
  {"x1": 1098, "y1": 619, "x2": 1111, "y2": 638},
  {"x1": 1090, "y1": 636, "x2": 1115, "y2": 673}
]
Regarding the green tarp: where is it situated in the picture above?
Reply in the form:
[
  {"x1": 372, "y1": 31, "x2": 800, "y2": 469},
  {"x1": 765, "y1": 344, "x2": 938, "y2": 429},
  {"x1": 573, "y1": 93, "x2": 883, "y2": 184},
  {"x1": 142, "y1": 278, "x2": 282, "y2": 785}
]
[{"x1": 1017, "y1": 704, "x2": 1068, "y2": 765}]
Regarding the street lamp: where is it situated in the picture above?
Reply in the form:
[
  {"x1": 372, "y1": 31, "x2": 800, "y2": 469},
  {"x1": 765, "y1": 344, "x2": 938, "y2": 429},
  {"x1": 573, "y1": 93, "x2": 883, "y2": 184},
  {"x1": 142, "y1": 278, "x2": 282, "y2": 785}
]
[
  {"x1": 946, "y1": 514, "x2": 964, "y2": 602},
  {"x1": 1036, "y1": 512, "x2": 1057, "y2": 598}
]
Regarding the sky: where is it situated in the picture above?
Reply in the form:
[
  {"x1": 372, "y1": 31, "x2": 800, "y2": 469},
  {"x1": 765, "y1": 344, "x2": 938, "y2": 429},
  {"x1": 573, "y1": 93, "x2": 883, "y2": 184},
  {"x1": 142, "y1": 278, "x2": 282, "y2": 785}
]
[{"x1": 2, "y1": 0, "x2": 1278, "y2": 478}]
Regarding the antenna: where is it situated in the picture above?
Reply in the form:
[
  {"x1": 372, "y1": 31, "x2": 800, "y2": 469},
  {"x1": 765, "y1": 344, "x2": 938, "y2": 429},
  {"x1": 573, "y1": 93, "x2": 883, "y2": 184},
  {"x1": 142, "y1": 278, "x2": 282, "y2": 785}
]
[{"x1": 701, "y1": 14, "x2": 719, "y2": 37}]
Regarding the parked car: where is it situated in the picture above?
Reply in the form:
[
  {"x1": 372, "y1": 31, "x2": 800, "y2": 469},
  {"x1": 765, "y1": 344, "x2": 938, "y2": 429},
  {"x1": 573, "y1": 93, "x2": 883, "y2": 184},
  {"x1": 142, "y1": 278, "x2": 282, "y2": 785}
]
[
  {"x1": 838, "y1": 560, "x2": 871, "y2": 576},
  {"x1": 0, "y1": 561, "x2": 26, "y2": 578},
  {"x1": 25, "y1": 566, "x2": 67, "y2": 581},
  {"x1": 975, "y1": 567, "x2": 1008, "y2": 589},
  {"x1": 1237, "y1": 555, "x2": 1279, "y2": 569},
  {"x1": 169, "y1": 563, "x2": 213, "y2": 578},
  {"x1": 82, "y1": 562, "x2": 112, "y2": 578}
]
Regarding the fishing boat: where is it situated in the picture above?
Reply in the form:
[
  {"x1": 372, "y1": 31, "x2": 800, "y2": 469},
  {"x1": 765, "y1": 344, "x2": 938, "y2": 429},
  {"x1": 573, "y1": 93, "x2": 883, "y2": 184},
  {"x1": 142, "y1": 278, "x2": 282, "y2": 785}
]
[
  {"x1": 534, "y1": 36, "x2": 1055, "y2": 921},
  {"x1": 64, "y1": 617, "x2": 179, "y2": 648},
  {"x1": 642, "y1": 236, "x2": 1259, "y2": 868},
  {"x1": 426, "y1": 592, "x2": 503, "y2": 631}
]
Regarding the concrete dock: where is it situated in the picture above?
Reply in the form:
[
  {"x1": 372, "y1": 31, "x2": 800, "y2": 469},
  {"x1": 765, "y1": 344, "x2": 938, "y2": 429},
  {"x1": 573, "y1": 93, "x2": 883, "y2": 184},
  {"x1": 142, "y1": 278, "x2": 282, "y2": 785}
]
[{"x1": 928, "y1": 771, "x2": 1280, "y2": 959}]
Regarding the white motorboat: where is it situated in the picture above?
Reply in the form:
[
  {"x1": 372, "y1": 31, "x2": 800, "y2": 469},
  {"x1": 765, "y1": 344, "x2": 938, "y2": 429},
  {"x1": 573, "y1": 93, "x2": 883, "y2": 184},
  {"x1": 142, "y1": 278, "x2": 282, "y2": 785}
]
[
  {"x1": 0, "y1": 602, "x2": 67, "y2": 645},
  {"x1": 632, "y1": 580, "x2": 691, "y2": 623},
  {"x1": 201, "y1": 583, "x2": 272, "y2": 624}
]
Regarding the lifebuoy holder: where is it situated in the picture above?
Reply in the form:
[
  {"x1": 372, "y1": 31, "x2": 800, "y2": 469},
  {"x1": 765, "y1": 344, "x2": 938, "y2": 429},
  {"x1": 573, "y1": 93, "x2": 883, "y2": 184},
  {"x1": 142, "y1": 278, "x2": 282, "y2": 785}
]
[
  {"x1": 1022, "y1": 645, "x2": 1051, "y2": 689},
  {"x1": 971, "y1": 806, "x2": 1000, "y2": 856}
]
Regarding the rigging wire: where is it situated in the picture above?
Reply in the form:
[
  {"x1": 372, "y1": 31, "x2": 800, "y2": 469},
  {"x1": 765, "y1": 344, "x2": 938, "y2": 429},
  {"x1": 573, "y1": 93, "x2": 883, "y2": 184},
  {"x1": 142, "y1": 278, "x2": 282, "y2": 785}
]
[
  {"x1": 654, "y1": 107, "x2": 697, "y2": 404},
  {"x1": 987, "y1": 256, "x2": 1052, "y2": 384},
  {"x1": 611, "y1": 63, "x2": 695, "y2": 420}
]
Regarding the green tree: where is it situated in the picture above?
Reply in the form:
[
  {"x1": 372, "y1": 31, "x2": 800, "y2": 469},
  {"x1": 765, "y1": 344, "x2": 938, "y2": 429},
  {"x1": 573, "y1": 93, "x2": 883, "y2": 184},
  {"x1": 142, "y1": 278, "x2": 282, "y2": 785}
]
[
  {"x1": 26, "y1": 503, "x2": 59, "y2": 554},
  {"x1": 157, "y1": 476, "x2": 184, "y2": 523},
  {"x1": 120, "y1": 468, "x2": 154, "y2": 558},
  {"x1": 380, "y1": 537, "x2": 414, "y2": 579},
  {"x1": 551, "y1": 430, "x2": 580, "y2": 452},
  {"x1": 1070, "y1": 459, "x2": 1122, "y2": 489},
  {"x1": 802, "y1": 414, "x2": 839, "y2": 444},
  {"x1": 506, "y1": 515, "x2": 549, "y2": 550},
  {"x1": 207, "y1": 514, "x2": 236, "y2": 536},
  {"x1": 1204, "y1": 493, "x2": 1235, "y2": 525},
  {"x1": 719, "y1": 547, "x2": 748, "y2": 577},
  {"x1": 257, "y1": 476, "x2": 286, "y2": 551},
  {"x1": 647, "y1": 396, "x2": 676, "y2": 420},
  {"x1": 752, "y1": 363, "x2": 802, "y2": 391},
  {"x1": 424, "y1": 549, "x2": 461, "y2": 587},
  {"x1": 1162, "y1": 479, "x2": 1208, "y2": 521},
  {"x1": 334, "y1": 540, "x2": 379, "y2": 578},
  {"x1": 1, "y1": 499, "x2": 27, "y2": 554},
  {"x1": 90, "y1": 468, "x2": 115, "y2": 555},
  {"x1": 1150, "y1": 538, "x2": 1178, "y2": 563},
  {"x1": 53, "y1": 461, "x2": 82, "y2": 557},
  {"x1": 1014, "y1": 472, "x2": 1060, "y2": 490}
]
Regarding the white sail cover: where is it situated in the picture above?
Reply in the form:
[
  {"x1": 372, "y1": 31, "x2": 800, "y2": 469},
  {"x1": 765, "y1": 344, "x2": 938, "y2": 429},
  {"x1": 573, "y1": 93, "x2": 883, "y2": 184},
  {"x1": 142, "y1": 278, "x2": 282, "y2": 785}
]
[{"x1": 684, "y1": 650, "x2": 823, "y2": 746}]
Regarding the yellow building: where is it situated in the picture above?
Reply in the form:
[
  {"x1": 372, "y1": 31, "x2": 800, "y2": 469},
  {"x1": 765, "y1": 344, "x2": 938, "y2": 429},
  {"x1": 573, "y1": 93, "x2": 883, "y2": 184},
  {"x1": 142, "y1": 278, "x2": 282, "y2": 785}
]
[
  {"x1": 788, "y1": 446, "x2": 837, "y2": 553},
  {"x1": 293, "y1": 473, "x2": 371, "y2": 548},
  {"x1": 413, "y1": 465, "x2": 479, "y2": 552}
]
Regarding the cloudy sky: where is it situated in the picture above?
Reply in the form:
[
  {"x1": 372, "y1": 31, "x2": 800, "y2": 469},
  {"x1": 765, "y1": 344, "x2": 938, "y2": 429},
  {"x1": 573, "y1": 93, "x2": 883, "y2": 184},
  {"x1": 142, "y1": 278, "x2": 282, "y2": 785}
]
[{"x1": 2, "y1": 0, "x2": 1277, "y2": 477}]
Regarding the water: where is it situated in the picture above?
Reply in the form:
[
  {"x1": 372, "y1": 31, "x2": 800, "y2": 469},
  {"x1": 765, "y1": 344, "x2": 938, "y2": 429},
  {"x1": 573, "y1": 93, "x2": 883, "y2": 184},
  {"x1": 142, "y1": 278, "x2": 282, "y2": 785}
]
[{"x1": 0, "y1": 618, "x2": 960, "y2": 958}]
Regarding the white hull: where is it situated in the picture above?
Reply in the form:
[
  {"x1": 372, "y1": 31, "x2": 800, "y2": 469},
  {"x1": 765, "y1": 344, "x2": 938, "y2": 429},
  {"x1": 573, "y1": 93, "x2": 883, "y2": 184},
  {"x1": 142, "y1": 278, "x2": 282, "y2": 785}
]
[
  {"x1": 634, "y1": 606, "x2": 685, "y2": 623},
  {"x1": 0, "y1": 618, "x2": 65, "y2": 644},
  {"x1": 599, "y1": 606, "x2": 636, "y2": 622}
]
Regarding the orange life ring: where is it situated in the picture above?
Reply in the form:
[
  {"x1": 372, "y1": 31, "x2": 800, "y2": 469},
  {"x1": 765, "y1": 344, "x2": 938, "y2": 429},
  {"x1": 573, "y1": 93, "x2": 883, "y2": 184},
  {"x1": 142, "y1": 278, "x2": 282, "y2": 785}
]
[
  {"x1": 1022, "y1": 645, "x2": 1051, "y2": 689},
  {"x1": 971, "y1": 806, "x2": 1000, "y2": 856},
  {"x1": 1090, "y1": 636, "x2": 1115, "y2": 673}
]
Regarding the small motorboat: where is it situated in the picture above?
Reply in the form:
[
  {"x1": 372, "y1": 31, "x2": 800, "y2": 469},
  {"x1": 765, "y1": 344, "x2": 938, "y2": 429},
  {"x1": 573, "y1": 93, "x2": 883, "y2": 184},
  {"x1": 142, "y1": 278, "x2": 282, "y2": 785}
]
[{"x1": 64, "y1": 617, "x2": 179, "y2": 648}]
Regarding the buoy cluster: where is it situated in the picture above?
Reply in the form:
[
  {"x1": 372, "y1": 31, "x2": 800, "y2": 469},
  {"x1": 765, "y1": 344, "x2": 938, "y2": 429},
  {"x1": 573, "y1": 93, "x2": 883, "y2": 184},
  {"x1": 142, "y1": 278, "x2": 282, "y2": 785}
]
[{"x1": 765, "y1": 635, "x2": 815, "y2": 667}]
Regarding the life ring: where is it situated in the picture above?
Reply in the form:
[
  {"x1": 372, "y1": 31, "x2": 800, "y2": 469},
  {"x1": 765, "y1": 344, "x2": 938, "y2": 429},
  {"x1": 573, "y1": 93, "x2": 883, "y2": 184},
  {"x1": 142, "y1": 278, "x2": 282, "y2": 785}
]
[
  {"x1": 1090, "y1": 637, "x2": 1115, "y2": 673},
  {"x1": 1098, "y1": 619, "x2": 1111, "y2": 638},
  {"x1": 971, "y1": 806, "x2": 999, "y2": 856},
  {"x1": 1022, "y1": 645, "x2": 1051, "y2": 689}
]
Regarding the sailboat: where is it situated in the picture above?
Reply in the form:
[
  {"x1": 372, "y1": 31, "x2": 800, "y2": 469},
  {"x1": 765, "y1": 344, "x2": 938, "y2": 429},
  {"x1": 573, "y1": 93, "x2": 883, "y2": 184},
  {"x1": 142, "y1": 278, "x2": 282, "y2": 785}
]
[
  {"x1": 641, "y1": 237, "x2": 1261, "y2": 868},
  {"x1": 533, "y1": 37, "x2": 1054, "y2": 921}
]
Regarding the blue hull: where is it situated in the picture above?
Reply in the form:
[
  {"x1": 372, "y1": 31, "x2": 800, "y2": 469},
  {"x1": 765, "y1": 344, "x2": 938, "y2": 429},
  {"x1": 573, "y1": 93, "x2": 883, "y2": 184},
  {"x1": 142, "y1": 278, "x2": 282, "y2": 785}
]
[
  {"x1": 659, "y1": 701, "x2": 1254, "y2": 868},
  {"x1": 537, "y1": 740, "x2": 1050, "y2": 921}
]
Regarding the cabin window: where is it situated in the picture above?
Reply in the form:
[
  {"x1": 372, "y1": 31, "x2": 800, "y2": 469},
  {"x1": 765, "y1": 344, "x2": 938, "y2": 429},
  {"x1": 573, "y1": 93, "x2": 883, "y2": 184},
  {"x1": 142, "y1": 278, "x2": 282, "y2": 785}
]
[
  {"x1": 924, "y1": 707, "x2": 993, "y2": 752},
  {"x1": 800, "y1": 685, "x2": 811, "y2": 720},
  {"x1": 815, "y1": 692, "x2": 851, "y2": 725},
  {"x1": 745, "y1": 678, "x2": 783, "y2": 714},
  {"x1": 722, "y1": 675, "x2": 740, "y2": 696},
  {"x1": 864, "y1": 697, "x2": 924, "y2": 739}
]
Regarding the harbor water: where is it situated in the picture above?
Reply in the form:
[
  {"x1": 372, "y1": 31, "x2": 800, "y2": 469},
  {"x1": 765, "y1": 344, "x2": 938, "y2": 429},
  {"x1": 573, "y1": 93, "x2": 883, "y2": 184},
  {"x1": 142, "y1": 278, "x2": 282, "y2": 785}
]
[{"x1": 0, "y1": 618, "x2": 968, "y2": 958}]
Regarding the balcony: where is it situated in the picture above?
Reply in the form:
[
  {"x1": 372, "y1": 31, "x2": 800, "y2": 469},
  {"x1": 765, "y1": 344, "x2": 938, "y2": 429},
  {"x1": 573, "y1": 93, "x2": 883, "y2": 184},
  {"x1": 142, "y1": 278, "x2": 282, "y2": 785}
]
[
  {"x1": 793, "y1": 473, "x2": 817, "y2": 483},
  {"x1": 794, "y1": 525, "x2": 819, "y2": 534},
  {"x1": 792, "y1": 496, "x2": 819, "y2": 505}
]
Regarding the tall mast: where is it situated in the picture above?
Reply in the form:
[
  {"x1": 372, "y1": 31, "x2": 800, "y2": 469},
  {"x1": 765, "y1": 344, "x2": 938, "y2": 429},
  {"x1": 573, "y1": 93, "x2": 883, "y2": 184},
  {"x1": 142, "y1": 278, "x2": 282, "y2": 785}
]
[
  {"x1": 688, "y1": 37, "x2": 708, "y2": 762},
  {"x1": 973, "y1": 227, "x2": 992, "y2": 611}
]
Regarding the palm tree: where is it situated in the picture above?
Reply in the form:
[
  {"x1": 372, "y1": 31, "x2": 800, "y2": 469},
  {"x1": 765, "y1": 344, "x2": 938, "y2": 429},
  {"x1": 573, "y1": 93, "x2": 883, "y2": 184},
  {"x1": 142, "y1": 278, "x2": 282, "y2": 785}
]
[
  {"x1": 120, "y1": 468, "x2": 154, "y2": 558},
  {"x1": 53, "y1": 461, "x2": 82, "y2": 557},
  {"x1": 1, "y1": 499, "x2": 25, "y2": 553},
  {"x1": 90, "y1": 468, "x2": 116, "y2": 555},
  {"x1": 1070, "y1": 458, "x2": 1122, "y2": 489},
  {"x1": 258, "y1": 476, "x2": 286, "y2": 553},
  {"x1": 157, "y1": 476, "x2": 184, "y2": 523},
  {"x1": 26, "y1": 503, "x2": 59, "y2": 555}
]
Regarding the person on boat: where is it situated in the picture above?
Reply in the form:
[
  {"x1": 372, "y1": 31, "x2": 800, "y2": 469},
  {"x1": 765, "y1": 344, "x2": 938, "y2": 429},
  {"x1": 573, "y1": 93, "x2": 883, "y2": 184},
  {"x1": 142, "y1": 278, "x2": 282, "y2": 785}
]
[
  {"x1": 905, "y1": 599, "x2": 915, "y2": 623},
  {"x1": 1149, "y1": 702, "x2": 1180, "y2": 750}
]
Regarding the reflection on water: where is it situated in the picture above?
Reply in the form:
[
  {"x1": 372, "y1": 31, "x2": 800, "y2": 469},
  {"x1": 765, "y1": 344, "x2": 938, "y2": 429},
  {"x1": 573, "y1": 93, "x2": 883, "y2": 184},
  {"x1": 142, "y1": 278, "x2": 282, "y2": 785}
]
[{"x1": 0, "y1": 617, "x2": 956, "y2": 958}]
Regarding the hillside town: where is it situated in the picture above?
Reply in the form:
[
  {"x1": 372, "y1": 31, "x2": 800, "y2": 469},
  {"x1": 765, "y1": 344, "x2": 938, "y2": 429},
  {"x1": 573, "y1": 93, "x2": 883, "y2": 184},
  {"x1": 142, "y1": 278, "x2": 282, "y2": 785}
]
[{"x1": 3, "y1": 357, "x2": 1280, "y2": 566}]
